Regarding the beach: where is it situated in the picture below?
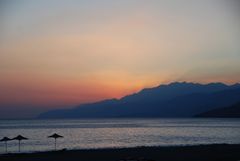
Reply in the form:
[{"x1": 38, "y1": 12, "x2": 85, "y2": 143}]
[{"x1": 0, "y1": 144, "x2": 239, "y2": 161}]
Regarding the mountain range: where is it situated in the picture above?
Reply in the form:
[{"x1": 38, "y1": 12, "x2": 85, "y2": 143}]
[
  {"x1": 196, "y1": 102, "x2": 240, "y2": 118},
  {"x1": 39, "y1": 82, "x2": 240, "y2": 118}
]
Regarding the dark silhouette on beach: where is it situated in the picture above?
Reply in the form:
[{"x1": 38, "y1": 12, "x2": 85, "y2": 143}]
[
  {"x1": 48, "y1": 133, "x2": 63, "y2": 150},
  {"x1": 12, "y1": 135, "x2": 28, "y2": 152},
  {"x1": 0, "y1": 144, "x2": 239, "y2": 161},
  {"x1": 0, "y1": 137, "x2": 11, "y2": 153}
]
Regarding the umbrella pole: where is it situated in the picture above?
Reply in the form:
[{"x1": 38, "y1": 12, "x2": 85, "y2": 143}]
[
  {"x1": 55, "y1": 138, "x2": 56, "y2": 150},
  {"x1": 5, "y1": 141, "x2": 7, "y2": 153},
  {"x1": 18, "y1": 140, "x2": 20, "y2": 152}
]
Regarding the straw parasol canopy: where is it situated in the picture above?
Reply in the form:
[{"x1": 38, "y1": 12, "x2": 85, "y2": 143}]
[
  {"x1": 12, "y1": 135, "x2": 28, "y2": 152},
  {"x1": 48, "y1": 133, "x2": 63, "y2": 150},
  {"x1": 0, "y1": 137, "x2": 11, "y2": 153}
]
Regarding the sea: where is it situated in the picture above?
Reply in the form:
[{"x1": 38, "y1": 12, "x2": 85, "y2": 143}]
[{"x1": 0, "y1": 118, "x2": 240, "y2": 153}]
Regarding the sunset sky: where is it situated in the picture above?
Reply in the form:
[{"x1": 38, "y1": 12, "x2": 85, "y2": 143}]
[{"x1": 0, "y1": 0, "x2": 240, "y2": 118}]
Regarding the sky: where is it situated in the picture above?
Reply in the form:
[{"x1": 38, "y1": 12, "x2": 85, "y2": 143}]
[{"x1": 0, "y1": 0, "x2": 240, "y2": 119}]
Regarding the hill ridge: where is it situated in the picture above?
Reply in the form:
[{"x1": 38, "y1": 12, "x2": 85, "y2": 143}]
[{"x1": 39, "y1": 82, "x2": 240, "y2": 118}]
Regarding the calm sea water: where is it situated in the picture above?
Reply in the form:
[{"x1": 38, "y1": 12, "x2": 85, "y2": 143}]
[{"x1": 0, "y1": 118, "x2": 240, "y2": 153}]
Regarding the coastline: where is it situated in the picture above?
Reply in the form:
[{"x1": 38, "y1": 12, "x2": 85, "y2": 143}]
[{"x1": 0, "y1": 144, "x2": 239, "y2": 161}]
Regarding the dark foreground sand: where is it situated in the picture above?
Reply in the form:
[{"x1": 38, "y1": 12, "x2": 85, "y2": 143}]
[{"x1": 0, "y1": 144, "x2": 239, "y2": 161}]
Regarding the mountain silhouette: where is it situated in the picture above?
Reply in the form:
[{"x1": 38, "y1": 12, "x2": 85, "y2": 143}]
[
  {"x1": 38, "y1": 82, "x2": 240, "y2": 118},
  {"x1": 195, "y1": 102, "x2": 240, "y2": 118}
]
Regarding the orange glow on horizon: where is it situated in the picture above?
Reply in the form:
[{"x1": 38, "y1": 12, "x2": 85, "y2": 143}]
[
  {"x1": 0, "y1": 68, "x2": 238, "y2": 110},
  {"x1": 0, "y1": 70, "x2": 166, "y2": 109},
  {"x1": 0, "y1": 0, "x2": 240, "y2": 118}
]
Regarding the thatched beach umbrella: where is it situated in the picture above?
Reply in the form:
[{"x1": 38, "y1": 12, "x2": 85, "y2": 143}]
[
  {"x1": 0, "y1": 137, "x2": 11, "y2": 153},
  {"x1": 12, "y1": 135, "x2": 28, "y2": 152},
  {"x1": 48, "y1": 133, "x2": 63, "y2": 150}
]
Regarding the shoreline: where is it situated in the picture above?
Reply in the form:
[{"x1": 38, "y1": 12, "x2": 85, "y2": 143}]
[{"x1": 0, "y1": 144, "x2": 240, "y2": 161}]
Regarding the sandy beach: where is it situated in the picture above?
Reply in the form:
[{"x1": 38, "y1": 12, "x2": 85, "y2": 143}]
[{"x1": 0, "y1": 144, "x2": 239, "y2": 161}]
